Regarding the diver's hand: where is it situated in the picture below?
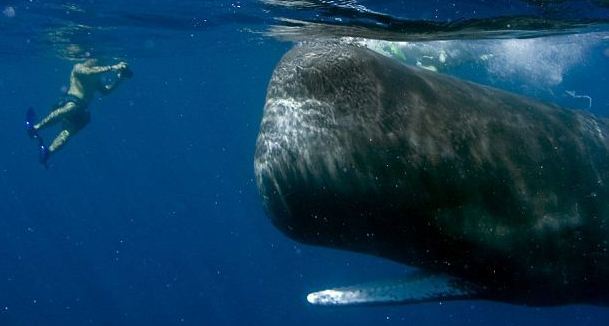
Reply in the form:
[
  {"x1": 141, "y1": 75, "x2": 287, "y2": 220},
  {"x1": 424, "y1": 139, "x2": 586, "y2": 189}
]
[
  {"x1": 113, "y1": 61, "x2": 128, "y2": 72},
  {"x1": 114, "y1": 61, "x2": 133, "y2": 79}
]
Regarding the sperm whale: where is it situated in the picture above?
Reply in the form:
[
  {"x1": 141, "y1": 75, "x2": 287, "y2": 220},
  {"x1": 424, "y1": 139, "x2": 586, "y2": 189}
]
[{"x1": 255, "y1": 42, "x2": 609, "y2": 306}]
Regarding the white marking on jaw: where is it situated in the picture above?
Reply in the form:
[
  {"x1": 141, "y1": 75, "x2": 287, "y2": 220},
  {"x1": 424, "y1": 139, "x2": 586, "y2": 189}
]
[{"x1": 306, "y1": 289, "x2": 364, "y2": 305}]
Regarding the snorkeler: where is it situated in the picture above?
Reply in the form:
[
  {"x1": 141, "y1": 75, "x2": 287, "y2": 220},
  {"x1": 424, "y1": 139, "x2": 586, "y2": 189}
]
[{"x1": 25, "y1": 59, "x2": 133, "y2": 167}]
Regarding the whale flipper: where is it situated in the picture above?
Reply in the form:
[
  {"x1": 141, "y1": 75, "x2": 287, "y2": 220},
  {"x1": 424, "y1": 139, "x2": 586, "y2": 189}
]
[{"x1": 306, "y1": 272, "x2": 480, "y2": 306}]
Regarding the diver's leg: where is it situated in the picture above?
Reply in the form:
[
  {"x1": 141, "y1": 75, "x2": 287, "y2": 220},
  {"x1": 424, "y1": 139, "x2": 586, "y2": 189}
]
[
  {"x1": 39, "y1": 129, "x2": 71, "y2": 167},
  {"x1": 48, "y1": 111, "x2": 89, "y2": 153},
  {"x1": 40, "y1": 110, "x2": 89, "y2": 166},
  {"x1": 48, "y1": 129, "x2": 71, "y2": 153},
  {"x1": 34, "y1": 102, "x2": 77, "y2": 131}
]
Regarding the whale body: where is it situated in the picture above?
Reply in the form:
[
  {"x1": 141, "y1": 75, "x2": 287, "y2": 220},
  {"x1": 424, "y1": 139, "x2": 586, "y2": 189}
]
[{"x1": 254, "y1": 42, "x2": 609, "y2": 306}]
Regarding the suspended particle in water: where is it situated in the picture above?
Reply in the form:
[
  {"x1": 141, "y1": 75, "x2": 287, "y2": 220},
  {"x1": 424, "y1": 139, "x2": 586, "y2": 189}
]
[
  {"x1": 2, "y1": 6, "x2": 15, "y2": 17},
  {"x1": 144, "y1": 39, "x2": 155, "y2": 49}
]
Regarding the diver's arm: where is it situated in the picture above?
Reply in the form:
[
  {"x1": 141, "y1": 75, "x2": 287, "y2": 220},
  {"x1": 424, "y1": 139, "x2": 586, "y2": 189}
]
[{"x1": 75, "y1": 62, "x2": 127, "y2": 76}]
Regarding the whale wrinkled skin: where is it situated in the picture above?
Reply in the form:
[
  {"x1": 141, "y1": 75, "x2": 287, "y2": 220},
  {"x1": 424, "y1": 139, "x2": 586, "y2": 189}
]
[{"x1": 254, "y1": 42, "x2": 609, "y2": 306}]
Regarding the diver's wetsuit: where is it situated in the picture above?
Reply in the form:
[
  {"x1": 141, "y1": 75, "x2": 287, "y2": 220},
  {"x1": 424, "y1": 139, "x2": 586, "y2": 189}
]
[
  {"x1": 53, "y1": 94, "x2": 91, "y2": 133},
  {"x1": 35, "y1": 94, "x2": 90, "y2": 149}
]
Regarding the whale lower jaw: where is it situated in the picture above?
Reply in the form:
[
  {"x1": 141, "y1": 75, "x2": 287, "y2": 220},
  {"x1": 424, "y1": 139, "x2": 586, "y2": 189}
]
[{"x1": 306, "y1": 272, "x2": 481, "y2": 306}]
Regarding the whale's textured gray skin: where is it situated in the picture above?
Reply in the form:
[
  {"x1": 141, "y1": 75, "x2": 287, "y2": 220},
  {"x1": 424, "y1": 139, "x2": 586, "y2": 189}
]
[{"x1": 254, "y1": 42, "x2": 609, "y2": 306}]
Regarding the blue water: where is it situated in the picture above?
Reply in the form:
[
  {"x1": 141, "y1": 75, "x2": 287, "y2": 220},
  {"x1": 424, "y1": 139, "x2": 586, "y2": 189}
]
[{"x1": 1, "y1": 1, "x2": 609, "y2": 325}]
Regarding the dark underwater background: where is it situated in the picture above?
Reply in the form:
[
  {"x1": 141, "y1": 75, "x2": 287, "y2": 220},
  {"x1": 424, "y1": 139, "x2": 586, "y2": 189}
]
[{"x1": 1, "y1": 0, "x2": 609, "y2": 325}]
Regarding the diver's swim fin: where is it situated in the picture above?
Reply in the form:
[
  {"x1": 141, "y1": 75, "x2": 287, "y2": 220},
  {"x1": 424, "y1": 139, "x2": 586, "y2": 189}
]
[
  {"x1": 26, "y1": 108, "x2": 50, "y2": 167},
  {"x1": 306, "y1": 272, "x2": 481, "y2": 306},
  {"x1": 39, "y1": 143, "x2": 50, "y2": 168},
  {"x1": 25, "y1": 107, "x2": 39, "y2": 140}
]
